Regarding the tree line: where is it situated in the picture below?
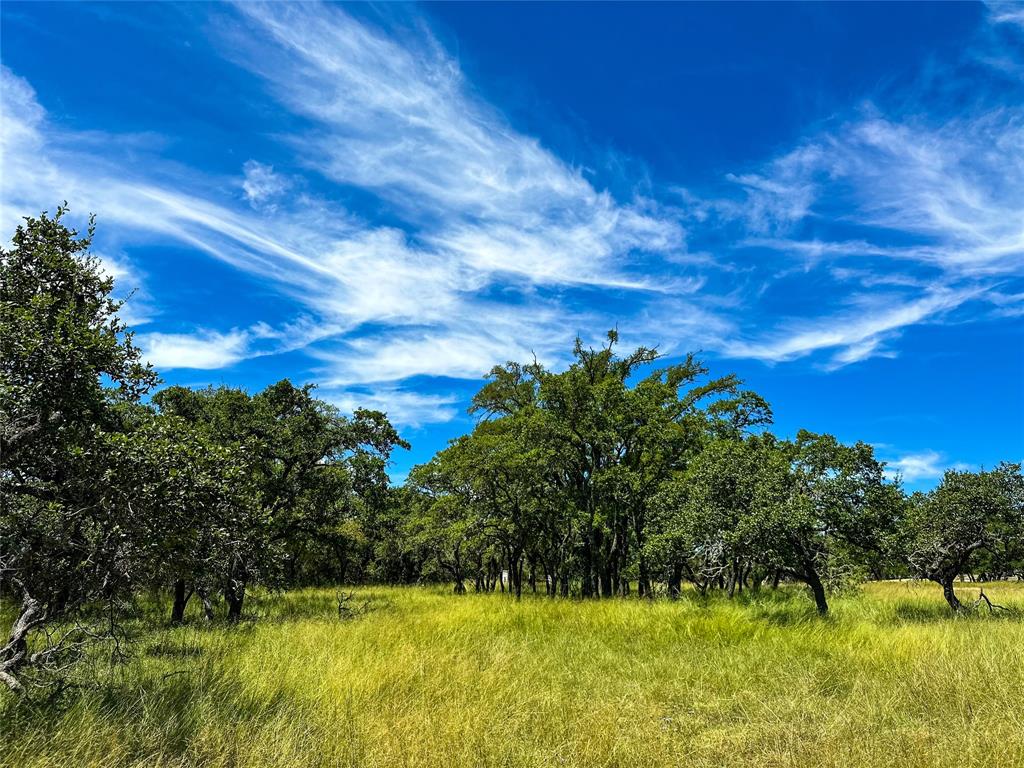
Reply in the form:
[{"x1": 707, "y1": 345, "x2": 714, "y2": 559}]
[
  {"x1": 405, "y1": 334, "x2": 1022, "y2": 615},
  {"x1": 2, "y1": 210, "x2": 1022, "y2": 694}
]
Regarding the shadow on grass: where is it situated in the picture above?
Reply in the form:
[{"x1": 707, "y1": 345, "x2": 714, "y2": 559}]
[
  {"x1": 716, "y1": 581, "x2": 1024, "y2": 627},
  {"x1": 131, "y1": 588, "x2": 398, "y2": 629},
  {"x1": 248, "y1": 589, "x2": 396, "y2": 623},
  {"x1": 145, "y1": 640, "x2": 204, "y2": 658},
  {"x1": 750, "y1": 603, "x2": 823, "y2": 627},
  {"x1": 888, "y1": 601, "x2": 961, "y2": 623},
  {"x1": 681, "y1": 588, "x2": 825, "y2": 627},
  {"x1": 885, "y1": 599, "x2": 1022, "y2": 625},
  {"x1": 3, "y1": 659, "x2": 300, "y2": 766}
]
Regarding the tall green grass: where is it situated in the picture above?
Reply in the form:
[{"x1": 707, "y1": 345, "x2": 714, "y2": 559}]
[{"x1": 3, "y1": 581, "x2": 1023, "y2": 768}]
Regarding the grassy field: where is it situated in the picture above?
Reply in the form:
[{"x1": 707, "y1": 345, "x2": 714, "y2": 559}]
[{"x1": 3, "y1": 581, "x2": 1023, "y2": 768}]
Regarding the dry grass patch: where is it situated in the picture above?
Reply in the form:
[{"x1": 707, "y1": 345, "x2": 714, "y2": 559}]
[{"x1": 3, "y1": 581, "x2": 1023, "y2": 768}]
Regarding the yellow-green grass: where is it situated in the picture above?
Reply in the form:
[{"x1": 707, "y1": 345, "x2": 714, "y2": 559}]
[{"x1": 3, "y1": 581, "x2": 1023, "y2": 768}]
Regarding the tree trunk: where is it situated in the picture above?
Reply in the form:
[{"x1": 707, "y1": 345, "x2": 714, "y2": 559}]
[
  {"x1": 638, "y1": 556, "x2": 651, "y2": 599},
  {"x1": 170, "y1": 579, "x2": 191, "y2": 625},
  {"x1": 0, "y1": 594, "x2": 44, "y2": 693},
  {"x1": 337, "y1": 553, "x2": 349, "y2": 586},
  {"x1": 633, "y1": 507, "x2": 650, "y2": 598},
  {"x1": 453, "y1": 547, "x2": 466, "y2": 594},
  {"x1": 939, "y1": 574, "x2": 962, "y2": 612},
  {"x1": 198, "y1": 588, "x2": 215, "y2": 621},
  {"x1": 506, "y1": 549, "x2": 522, "y2": 599},
  {"x1": 668, "y1": 562, "x2": 682, "y2": 599},
  {"x1": 804, "y1": 569, "x2": 829, "y2": 615},
  {"x1": 581, "y1": 514, "x2": 596, "y2": 598},
  {"x1": 598, "y1": 557, "x2": 610, "y2": 598},
  {"x1": 225, "y1": 580, "x2": 246, "y2": 623}
]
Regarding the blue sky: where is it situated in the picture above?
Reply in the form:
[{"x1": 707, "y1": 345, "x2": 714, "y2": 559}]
[{"x1": 2, "y1": 2, "x2": 1022, "y2": 489}]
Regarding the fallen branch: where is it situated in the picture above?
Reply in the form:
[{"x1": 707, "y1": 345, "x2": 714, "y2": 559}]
[{"x1": 971, "y1": 588, "x2": 1009, "y2": 614}]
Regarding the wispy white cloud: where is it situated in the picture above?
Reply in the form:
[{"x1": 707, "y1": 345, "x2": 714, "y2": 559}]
[
  {"x1": 710, "y1": 93, "x2": 1024, "y2": 367},
  {"x1": 137, "y1": 317, "x2": 344, "y2": 371},
  {"x1": 731, "y1": 112, "x2": 1024, "y2": 277},
  {"x1": 325, "y1": 387, "x2": 459, "y2": 428},
  {"x1": 3, "y1": 3, "x2": 1023, "y2": 422},
  {"x1": 986, "y1": 290, "x2": 1024, "y2": 318},
  {"x1": 0, "y1": 6, "x2": 705, "y2": 413},
  {"x1": 223, "y1": 2, "x2": 685, "y2": 289},
  {"x1": 885, "y1": 450, "x2": 944, "y2": 483},
  {"x1": 139, "y1": 328, "x2": 250, "y2": 370},
  {"x1": 723, "y1": 287, "x2": 983, "y2": 368},
  {"x1": 324, "y1": 331, "x2": 536, "y2": 386},
  {"x1": 989, "y1": 2, "x2": 1024, "y2": 28},
  {"x1": 720, "y1": 145, "x2": 824, "y2": 235},
  {"x1": 241, "y1": 160, "x2": 290, "y2": 211},
  {"x1": 94, "y1": 250, "x2": 156, "y2": 326},
  {"x1": 883, "y1": 450, "x2": 973, "y2": 484},
  {"x1": 0, "y1": 67, "x2": 57, "y2": 236}
]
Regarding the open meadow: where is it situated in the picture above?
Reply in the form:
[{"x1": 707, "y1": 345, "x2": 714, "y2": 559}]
[{"x1": 3, "y1": 581, "x2": 1023, "y2": 768}]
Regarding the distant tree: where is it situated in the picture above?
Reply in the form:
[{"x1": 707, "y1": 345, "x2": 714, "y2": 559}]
[
  {"x1": 406, "y1": 460, "x2": 485, "y2": 594},
  {"x1": 903, "y1": 463, "x2": 1024, "y2": 611},
  {"x1": 153, "y1": 380, "x2": 407, "y2": 620},
  {"x1": 0, "y1": 208, "x2": 156, "y2": 693},
  {"x1": 652, "y1": 432, "x2": 897, "y2": 614},
  {"x1": 747, "y1": 432, "x2": 899, "y2": 615},
  {"x1": 649, "y1": 437, "x2": 766, "y2": 598},
  {"x1": 470, "y1": 331, "x2": 771, "y2": 598},
  {"x1": 409, "y1": 416, "x2": 551, "y2": 598},
  {"x1": 362, "y1": 485, "x2": 427, "y2": 586},
  {"x1": 102, "y1": 413, "x2": 259, "y2": 624}
]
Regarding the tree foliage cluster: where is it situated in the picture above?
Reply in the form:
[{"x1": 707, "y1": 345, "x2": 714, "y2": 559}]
[
  {"x1": 0, "y1": 210, "x2": 407, "y2": 693},
  {"x1": 405, "y1": 337, "x2": 1021, "y2": 614},
  {"x1": 2, "y1": 210, "x2": 1022, "y2": 695}
]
